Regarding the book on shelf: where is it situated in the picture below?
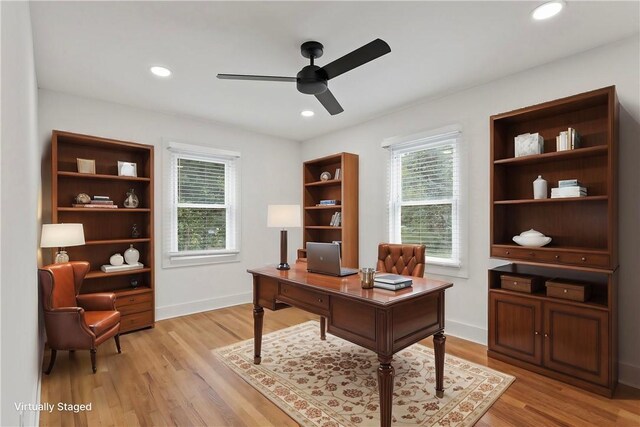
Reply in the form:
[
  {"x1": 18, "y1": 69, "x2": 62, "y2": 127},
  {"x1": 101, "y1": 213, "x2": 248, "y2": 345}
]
[
  {"x1": 556, "y1": 128, "x2": 581, "y2": 152},
  {"x1": 329, "y1": 212, "x2": 342, "y2": 226},
  {"x1": 558, "y1": 179, "x2": 582, "y2": 188},
  {"x1": 551, "y1": 186, "x2": 587, "y2": 198},
  {"x1": 72, "y1": 203, "x2": 118, "y2": 208},
  {"x1": 93, "y1": 195, "x2": 110, "y2": 200},
  {"x1": 89, "y1": 200, "x2": 114, "y2": 205},
  {"x1": 374, "y1": 273, "x2": 413, "y2": 285},
  {"x1": 100, "y1": 262, "x2": 144, "y2": 273},
  {"x1": 319, "y1": 199, "x2": 339, "y2": 205},
  {"x1": 373, "y1": 281, "x2": 413, "y2": 291},
  {"x1": 334, "y1": 168, "x2": 341, "y2": 180}
]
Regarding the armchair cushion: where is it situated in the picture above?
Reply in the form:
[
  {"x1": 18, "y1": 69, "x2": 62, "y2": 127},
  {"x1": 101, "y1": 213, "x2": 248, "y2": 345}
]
[
  {"x1": 84, "y1": 311, "x2": 120, "y2": 337},
  {"x1": 77, "y1": 293, "x2": 117, "y2": 311}
]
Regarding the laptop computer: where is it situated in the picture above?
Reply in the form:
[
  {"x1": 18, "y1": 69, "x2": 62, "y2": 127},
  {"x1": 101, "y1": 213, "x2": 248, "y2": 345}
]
[{"x1": 306, "y1": 242, "x2": 358, "y2": 277}]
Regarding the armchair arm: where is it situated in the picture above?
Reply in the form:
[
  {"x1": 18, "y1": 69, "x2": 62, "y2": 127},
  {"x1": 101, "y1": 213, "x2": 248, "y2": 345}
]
[
  {"x1": 77, "y1": 293, "x2": 117, "y2": 311},
  {"x1": 44, "y1": 307, "x2": 95, "y2": 350}
]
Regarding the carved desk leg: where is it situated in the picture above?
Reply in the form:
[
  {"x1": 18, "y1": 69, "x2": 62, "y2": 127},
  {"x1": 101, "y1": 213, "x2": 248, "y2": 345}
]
[
  {"x1": 434, "y1": 332, "x2": 446, "y2": 398},
  {"x1": 253, "y1": 305, "x2": 264, "y2": 364},
  {"x1": 377, "y1": 355, "x2": 394, "y2": 427},
  {"x1": 320, "y1": 316, "x2": 327, "y2": 340}
]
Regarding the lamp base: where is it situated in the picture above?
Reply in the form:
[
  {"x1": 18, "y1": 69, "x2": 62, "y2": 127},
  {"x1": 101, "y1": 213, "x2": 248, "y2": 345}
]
[
  {"x1": 54, "y1": 250, "x2": 69, "y2": 264},
  {"x1": 277, "y1": 262, "x2": 290, "y2": 271}
]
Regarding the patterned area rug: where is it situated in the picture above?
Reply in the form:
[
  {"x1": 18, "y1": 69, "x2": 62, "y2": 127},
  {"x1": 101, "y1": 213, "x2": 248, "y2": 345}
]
[{"x1": 213, "y1": 321, "x2": 514, "y2": 427}]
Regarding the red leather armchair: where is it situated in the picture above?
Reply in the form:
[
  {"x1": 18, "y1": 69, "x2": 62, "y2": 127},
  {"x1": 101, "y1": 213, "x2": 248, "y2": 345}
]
[
  {"x1": 377, "y1": 243, "x2": 426, "y2": 277},
  {"x1": 39, "y1": 261, "x2": 121, "y2": 374}
]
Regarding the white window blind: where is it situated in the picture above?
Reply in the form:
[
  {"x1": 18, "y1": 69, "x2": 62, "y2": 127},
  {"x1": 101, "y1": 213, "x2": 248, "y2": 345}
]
[
  {"x1": 164, "y1": 142, "x2": 240, "y2": 266},
  {"x1": 387, "y1": 130, "x2": 461, "y2": 267}
]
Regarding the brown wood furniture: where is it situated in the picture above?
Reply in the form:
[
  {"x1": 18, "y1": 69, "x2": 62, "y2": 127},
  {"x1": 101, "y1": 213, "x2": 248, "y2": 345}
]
[
  {"x1": 488, "y1": 87, "x2": 618, "y2": 397},
  {"x1": 248, "y1": 263, "x2": 453, "y2": 427},
  {"x1": 298, "y1": 152, "x2": 359, "y2": 267},
  {"x1": 51, "y1": 130, "x2": 155, "y2": 333}
]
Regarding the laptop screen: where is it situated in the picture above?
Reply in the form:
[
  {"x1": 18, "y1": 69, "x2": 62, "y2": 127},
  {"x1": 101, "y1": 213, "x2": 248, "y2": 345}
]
[{"x1": 306, "y1": 242, "x2": 342, "y2": 276}]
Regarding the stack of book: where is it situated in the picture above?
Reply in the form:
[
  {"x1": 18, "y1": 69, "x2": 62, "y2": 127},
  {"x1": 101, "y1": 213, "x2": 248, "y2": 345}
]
[
  {"x1": 318, "y1": 199, "x2": 340, "y2": 206},
  {"x1": 73, "y1": 195, "x2": 117, "y2": 208},
  {"x1": 373, "y1": 274, "x2": 413, "y2": 291},
  {"x1": 551, "y1": 179, "x2": 587, "y2": 198},
  {"x1": 329, "y1": 212, "x2": 342, "y2": 227},
  {"x1": 100, "y1": 262, "x2": 144, "y2": 273},
  {"x1": 556, "y1": 127, "x2": 581, "y2": 152}
]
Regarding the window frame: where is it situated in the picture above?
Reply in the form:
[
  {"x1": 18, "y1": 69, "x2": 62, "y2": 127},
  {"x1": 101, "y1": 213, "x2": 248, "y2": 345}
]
[
  {"x1": 163, "y1": 140, "x2": 241, "y2": 268},
  {"x1": 384, "y1": 126, "x2": 464, "y2": 272}
]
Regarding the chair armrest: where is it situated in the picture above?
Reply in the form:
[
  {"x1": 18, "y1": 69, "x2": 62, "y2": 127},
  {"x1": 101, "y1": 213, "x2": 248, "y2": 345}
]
[
  {"x1": 77, "y1": 293, "x2": 117, "y2": 311},
  {"x1": 44, "y1": 307, "x2": 95, "y2": 349}
]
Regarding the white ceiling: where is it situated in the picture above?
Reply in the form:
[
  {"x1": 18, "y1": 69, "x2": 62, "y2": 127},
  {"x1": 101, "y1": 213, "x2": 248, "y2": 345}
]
[{"x1": 30, "y1": 1, "x2": 639, "y2": 141}]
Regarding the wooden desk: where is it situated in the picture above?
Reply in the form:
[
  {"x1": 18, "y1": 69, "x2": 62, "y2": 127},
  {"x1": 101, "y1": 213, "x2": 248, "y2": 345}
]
[{"x1": 248, "y1": 263, "x2": 453, "y2": 427}]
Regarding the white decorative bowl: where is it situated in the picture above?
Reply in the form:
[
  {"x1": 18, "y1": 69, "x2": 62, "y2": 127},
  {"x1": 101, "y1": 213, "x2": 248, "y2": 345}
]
[{"x1": 513, "y1": 235, "x2": 552, "y2": 247}]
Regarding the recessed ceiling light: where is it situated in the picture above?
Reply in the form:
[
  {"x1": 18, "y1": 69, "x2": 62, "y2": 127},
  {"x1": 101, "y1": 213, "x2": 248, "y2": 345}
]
[
  {"x1": 301, "y1": 110, "x2": 315, "y2": 117},
  {"x1": 150, "y1": 66, "x2": 172, "y2": 77},
  {"x1": 532, "y1": 1, "x2": 565, "y2": 20}
]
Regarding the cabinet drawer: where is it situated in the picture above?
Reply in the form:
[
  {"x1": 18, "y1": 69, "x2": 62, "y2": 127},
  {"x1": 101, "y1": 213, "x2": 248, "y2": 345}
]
[
  {"x1": 117, "y1": 292, "x2": 153, "y2": 307},
  {"x1": 279, "y1": 283, "x2": 329, "y2": 312},
  {"x1": 492, "y1": 246, "x2": 610, "y2": 269},
  {"x1": 120, "y1": 310, "x2": 153, "y2": 333},
  {"x1": 547, "y1": 252, "x2": 609, "y2": 268},
  {"x1": 546, "y1": 280, "x2": 591, "y2": 302},
  {"x1": 501, "y1": 274, "x2": 543, "y2": 293},
  {"x1": 117, "y1": 300, "x2": 153, "y2": 316}
]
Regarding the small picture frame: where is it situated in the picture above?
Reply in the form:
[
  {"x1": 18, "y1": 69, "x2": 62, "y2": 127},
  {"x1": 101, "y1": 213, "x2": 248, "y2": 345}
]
[
  {"x1": 117, "y1": 161, "x2": 137, "y2": 177},
  {"x1": 76, "y1": 158, "x2": 96, "y2": 174}
]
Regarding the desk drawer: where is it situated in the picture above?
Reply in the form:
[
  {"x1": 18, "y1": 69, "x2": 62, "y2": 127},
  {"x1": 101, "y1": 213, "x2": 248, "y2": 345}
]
[{"x1": 279, "y1": 283, "x2": 329, "y2": 311}]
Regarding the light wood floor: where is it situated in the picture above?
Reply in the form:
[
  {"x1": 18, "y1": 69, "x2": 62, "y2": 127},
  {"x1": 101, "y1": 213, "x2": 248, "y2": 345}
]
[{"x1": 40, "y1": 304, "x2": 640, "y2": 426}]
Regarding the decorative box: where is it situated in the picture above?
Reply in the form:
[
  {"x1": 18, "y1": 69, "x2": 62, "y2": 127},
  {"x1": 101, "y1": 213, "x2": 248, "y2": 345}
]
[
  {"x1": 545, "y1": 279, "x2": 591, "y2": 302},
  {"x1": 514, "y1": 132, "x2": 544, "y2": 157},
  {"x1": 500, "y1": 274, "x2": 543, "y2": 293}
]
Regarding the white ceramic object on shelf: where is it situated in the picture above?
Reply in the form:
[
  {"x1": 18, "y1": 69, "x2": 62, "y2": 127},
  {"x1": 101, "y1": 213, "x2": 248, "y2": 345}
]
[
  {"x1": 533, "y1": 175, "x2": 548, "y2": 199},
  {"x1": 124, "y1": 244, "x2": 140, "y2": 265},
  {"x1": 512, "y1": 229, "x2": 552, "y2": 247},
  {"x1": 109, "y1": 253, "x2": 124, "y2": 266}
]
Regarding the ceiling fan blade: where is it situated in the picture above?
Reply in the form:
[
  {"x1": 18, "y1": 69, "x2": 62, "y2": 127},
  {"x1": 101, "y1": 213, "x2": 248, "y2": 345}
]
[
  {"x1": 319, "y1": 39, "x2": 391, "y2": 80},
  {"x1": 217, "y1": 74, "x2": 296, "y2": 82},
  {"x1": 315, "y1": 89, "x2": 344, "y2": 115}
]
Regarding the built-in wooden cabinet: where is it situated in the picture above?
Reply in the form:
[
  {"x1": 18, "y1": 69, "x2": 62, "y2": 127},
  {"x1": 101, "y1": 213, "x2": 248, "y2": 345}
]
[
  {"x1": 488, "y1": 87, "x2": 618, "y2": 397},
  {"x1": 51, "y1": 130, "x2": 155, "y2": 333},
  {"x1": 297, "y1": 153, "x2": 359, "y2": 268}
]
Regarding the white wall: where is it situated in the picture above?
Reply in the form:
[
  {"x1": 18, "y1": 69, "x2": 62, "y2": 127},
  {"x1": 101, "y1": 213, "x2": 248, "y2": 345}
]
[
  {"x1": 301, "y1": 36, "x2": 640, "y2": 387},
  {"x1": 38, "y1": 89, "x2": 302, "y2": 320},
  {"x1": 1, "y1": 2, "x2": 42, "y2": 426}
]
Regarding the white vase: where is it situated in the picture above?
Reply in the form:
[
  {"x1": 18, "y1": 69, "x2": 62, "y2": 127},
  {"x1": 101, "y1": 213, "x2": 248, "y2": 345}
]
[
  {"x1": 533, "y1": 175, "x2": 548, "y2": 199},
  {"x1": 109, "y1": 253, "x2": 124, "y2": 266},
  {"x1": 124, "y1": 244, "x2": 140, "y2": 265}
]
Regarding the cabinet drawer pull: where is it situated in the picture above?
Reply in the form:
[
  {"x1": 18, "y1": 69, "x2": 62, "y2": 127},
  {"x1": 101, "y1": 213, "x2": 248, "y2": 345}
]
[
  {"x1": 505, "y1": 251, "x2": 510, "y2": 255},
  {"x1": 581, "y1": 257, "x2": 587, "y2": 262},
  {"x1": 513, "y1": 281, "x2": 518, "y2": 285},
  {"x1": 555, "y1": 255, "x2": 560, "y2": 260},
  {"x1": 534, "y1": 331, "x2": 540, "y2": 335},
  {"x1": 544, "y1": 333, "x2": 551, "y2": 338},
  {"x1": 129, "y1": 298, "x2": 135, "y2": 302},
  {"x1": 528, "y1": 252, "x2": 534, "y2": 256},
  {"x1": 318, "y1": 298, "x2": 323, "y2": 303},
  {"x1": 563, "y1": 289, "x2": 568, "y2": 293}
]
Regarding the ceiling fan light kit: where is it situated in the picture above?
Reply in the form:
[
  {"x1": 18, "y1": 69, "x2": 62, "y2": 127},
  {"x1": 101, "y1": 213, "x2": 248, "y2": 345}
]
[{"x1": 217, "y1": 38, "x2": 391, "y2": 115}]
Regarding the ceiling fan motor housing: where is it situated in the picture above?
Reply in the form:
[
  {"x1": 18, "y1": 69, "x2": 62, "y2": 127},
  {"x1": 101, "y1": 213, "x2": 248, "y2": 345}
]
[{"x1": 296, "y1": 65, "x2": 328, "y2": 95}]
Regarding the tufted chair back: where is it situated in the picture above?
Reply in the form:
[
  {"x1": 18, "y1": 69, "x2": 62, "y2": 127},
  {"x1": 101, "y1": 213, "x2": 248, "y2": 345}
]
[{"x1": 377, "y1": 243, "x2": 426, "y2": 277}]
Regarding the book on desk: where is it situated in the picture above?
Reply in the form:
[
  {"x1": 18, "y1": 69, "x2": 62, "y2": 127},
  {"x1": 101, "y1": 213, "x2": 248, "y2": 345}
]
[{"x1": 373, "y1": 273, "x2": 413, "y2": 290}]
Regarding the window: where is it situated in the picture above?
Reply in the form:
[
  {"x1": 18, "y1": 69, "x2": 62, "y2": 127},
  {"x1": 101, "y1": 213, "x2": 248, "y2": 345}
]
[
  {"x1": 164, "y1": 141, "x2": 240, "y2": 267},
  {"x1": 386, "y1": 128, "x2": 461, "y2": 267}
]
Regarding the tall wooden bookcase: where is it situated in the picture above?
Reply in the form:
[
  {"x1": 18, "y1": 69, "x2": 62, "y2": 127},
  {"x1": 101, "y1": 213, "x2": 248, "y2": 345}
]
[
  {"x1": 298, "y1": 153, "x2": 359, "y2": 268},
  {"x1": 51, "y1": 130, "x2": 155, "y2": 333},
  {"x1": 487, "y1": 87, "x2": 618, "y2": 396}
]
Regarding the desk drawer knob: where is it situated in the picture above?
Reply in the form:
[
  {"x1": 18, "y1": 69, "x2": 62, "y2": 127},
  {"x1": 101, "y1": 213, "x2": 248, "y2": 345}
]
[{"x1": 505, "y1": 251, "x2": 510, "y2": 255}]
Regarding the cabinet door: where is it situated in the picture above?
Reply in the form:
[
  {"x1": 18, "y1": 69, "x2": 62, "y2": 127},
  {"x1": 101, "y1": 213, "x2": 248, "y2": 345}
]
[
  {"x1": 489, "y1": 292, "x2": 543, "y2": 365},
  {"x1": 543, "y1": 302, "x2": 609, "y2": 386}
]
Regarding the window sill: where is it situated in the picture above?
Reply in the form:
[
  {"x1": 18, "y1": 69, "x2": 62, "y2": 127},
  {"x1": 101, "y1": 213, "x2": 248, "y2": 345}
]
[
  {"x1": 162, "y1": 251, "x2": 240, "y2": 268},
  {"x1": 425, "y1": 262, "x2": 468, "y2": 279}
]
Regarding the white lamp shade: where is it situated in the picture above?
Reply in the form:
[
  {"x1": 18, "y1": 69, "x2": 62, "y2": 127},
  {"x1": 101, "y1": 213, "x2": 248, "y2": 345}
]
[
  {"x1": 40, "y1": 223, "x2": 85, "y2": 248},
  {"x1": 267, "y1": 205, "x2": 301, "y2": 228}
]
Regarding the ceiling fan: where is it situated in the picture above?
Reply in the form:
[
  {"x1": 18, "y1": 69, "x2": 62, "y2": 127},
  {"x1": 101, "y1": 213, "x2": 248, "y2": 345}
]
[{"x1": 217, "y1": 39, "x2": 391, "y2": 115}]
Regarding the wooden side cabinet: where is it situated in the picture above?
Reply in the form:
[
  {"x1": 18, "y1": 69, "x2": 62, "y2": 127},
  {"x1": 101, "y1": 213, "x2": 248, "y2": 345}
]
[
  {"x1": 543, "y1": 302, "x2": 609, "y2": 386},
  {"x1": 489, "y1": 292, "x2": 542, "y2": 365}
]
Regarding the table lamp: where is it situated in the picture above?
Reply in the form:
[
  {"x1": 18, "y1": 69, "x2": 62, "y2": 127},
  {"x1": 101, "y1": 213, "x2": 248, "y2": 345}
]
[
  {"x1": 267, "y1": 205, "x2": 301, "y2": 270},
  {"x1": 40, "y1": 223, "x2": 86, "y2": 263}
]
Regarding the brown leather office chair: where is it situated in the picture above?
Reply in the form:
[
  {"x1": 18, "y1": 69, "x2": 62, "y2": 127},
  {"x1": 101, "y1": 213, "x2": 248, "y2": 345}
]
[
  {"x1": 377, "y1": 243, "x2": 426, "y2": 277},
  {"x1": 39, "y1": 261, "x2": 121, "y2": 374}
]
